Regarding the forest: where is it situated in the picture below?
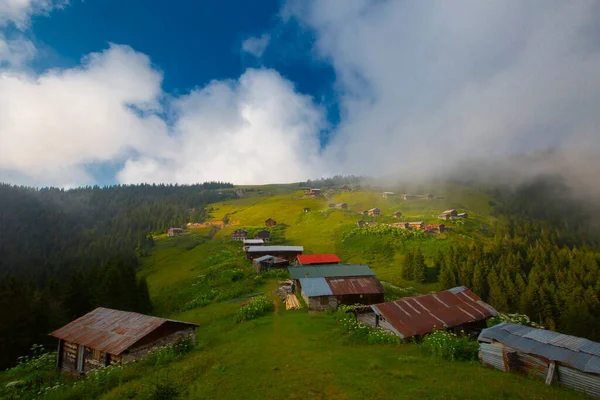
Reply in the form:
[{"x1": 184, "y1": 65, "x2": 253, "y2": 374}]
[{"x1": 0, "y1": 182, "x2": 233, "y2": 369}]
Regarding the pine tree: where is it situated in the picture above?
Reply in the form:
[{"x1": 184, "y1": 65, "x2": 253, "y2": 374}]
[
  {"x1": 413, "y1": 249, "x2": 426, "y2": 284},
  {"x1": 402, "y1": 252, "x2": 414, "y2": 280}
]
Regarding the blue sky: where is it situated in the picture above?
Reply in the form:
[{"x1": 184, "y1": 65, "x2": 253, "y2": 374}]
[{"x1": 1, "y1": 1, "x2": 599, "y2": 188}]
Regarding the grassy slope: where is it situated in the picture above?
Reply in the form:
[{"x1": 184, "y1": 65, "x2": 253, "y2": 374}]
[{"x1": 116, "y1": 184, "x2": 585, "y2": 399}]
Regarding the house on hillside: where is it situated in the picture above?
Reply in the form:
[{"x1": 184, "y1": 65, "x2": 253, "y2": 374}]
[
  {"x1": 438, "y1": 209, "x2": 458, "y2": 220},
  {"x1": 479, "y1": 324, "x2": 600, "y2": 397},
  {"x1": 254, "y1": 230, "x2": 270, "y2": 242},
  {"x1": 265, "y1": 218, "x2": 277, "y2": 227},
  {"x1": 457, "y1": 213, "x2": 468, "y2": 219},
  {"x1": 382, "y1": 192, "x2": 395, "y2": 198},
  {"x1": 367, "y1": 208, "x2": 381, "y2": 216},
  {"x1": 354, "y1": 286, "x2": 497, "y2": 341},
  {"x1": 342, "y1": 185, "x2": 350, "y2": 192},
  {"x1": 243, "y1": 239, "x2": 264, "y2": 251},
  {"x1": 424, "y1": 224, "x2": 445, "y2": 233},
  {"x1": 253, "y1": 255, "x2": 289, "y2": 274},
  {"x1": 296, "y1": 254, "x2": 341, "y2": 266},
  {"x1": 392, "y1": 211, "x2": 403, "y2": 218},
  {"x1": 167, "y1": 228, "x2": 184, "y2": 237},
  {"x1": 288, "y1": 264, "x2": 384, "y2": 311},
  {"x1": 49, "y1": 308, "x2": 197, "y2": 375},
  {"x1": 230, "y1": 229, "x2": 248, "y2": 241},
  {"x1": 402, "y1": 194, "x2": 419, "y2": 200},
  {"x1": 391, "y1": 222, "x2": 409, "y2": 229},
  {"x1": 356, "y1": 220, "x2": 367, "y2": 227},
  {"x1": 308, "y1": 188, "x2": 321, "y2": 195},
  {"x1": 408, "y1": 221, "x2": 424, "y2": 230},
  {"x1": 303, "y1": 207, "x2": 310, "y2": 213},
  {"x1": 246, "y1": 246, "x2": 303, "y2": 262}
]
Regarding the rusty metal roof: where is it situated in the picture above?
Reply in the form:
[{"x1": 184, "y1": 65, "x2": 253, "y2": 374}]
[
  {"x1": 371, "y1": 286, "x2": 497, "y2": 339},
  {"x1": 49, "y1": 307, "x2": 198, "y2": 355},
  {"x1": 296, "y1": 254, "x2": 341, "y2": 265},
  {"x1": 326, "y1": 276, "x2": 385, "y2": 295},
  {"x1": 479, "y1": 323, "x2": 600, "y2": 374}
]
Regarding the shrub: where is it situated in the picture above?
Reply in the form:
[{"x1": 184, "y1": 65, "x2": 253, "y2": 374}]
[
  {"x1": 421, "y1": 329, "x2": 478, "y2": 361},
  {"x1": 487, "y1": 313, "x2": 545, "y2": 329},
  {"x1": 333, "y1": 305, "x2": 401, "y2": 345},
  {"x1": 235, "y1": 296, "x2": 274, "y2": 322}
]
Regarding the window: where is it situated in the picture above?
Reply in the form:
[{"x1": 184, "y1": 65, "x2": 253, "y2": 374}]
[{"x1": 320, "y1": 296, "x2": 329, "y2": 306}]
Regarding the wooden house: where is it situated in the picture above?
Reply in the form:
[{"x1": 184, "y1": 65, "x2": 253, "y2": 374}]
[
  {"x1": 230, "y1": 229, "x2": 248, "y2": 241},
  {"x1": 354, "y1": 287, "x2": 496, "y2": 340},
  {"x1": 50, "y1": 308, "x2": 197, "y2": 375},
  {"x1": 254, "y1": 230, "x2": 270, "y2": 242},
  {"x1": 246, "y1": 246, "x2": 303, "y2": 262},
  {"x1": 342, "y1": 185, "x2": 350, "y2": 192},
  {"x1": 424, "y1": 224, "x2": 445, "y2": 233},
  {"x1": 391, "y1": 222, "x2": 409, "y2": 229},
  {"x1": 479, "y1": 323, "x2": 600, "y2": 397},
  {"x1": 264, "y1": 218, "x2": 277, "y2": 227},
  {"x1": 438, "y1": 209, "x2": 458, "y2": 220},
  {"x1": 308, "y1": 188, "x2": 321, "y2": 195},
  {"x1": 288, "y1": 265, "x2": 383, "y2": 311},
  {"x1": 392, "y1": 211, "x2": 403, "y2": 218},
  {"x1": 356, "y1": 220, "x2": 367, "y2": 227},
  {"x1": 367, "y1": 208, "x2": 381, "y2": 217},
  {"x1": 167, "y1": 228, "x2": 184, "y2": 237},
  {"x1": 408, "y1": 221, "x2": 424, "y2": 230},
  {"x1": 253, "y1": 255, "x2": 289, "y2": 274}
]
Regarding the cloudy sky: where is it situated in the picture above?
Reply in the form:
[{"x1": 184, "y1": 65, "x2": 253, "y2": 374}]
[{"x1": 1, "y1": 0, "x2": 599, "y2": 187}]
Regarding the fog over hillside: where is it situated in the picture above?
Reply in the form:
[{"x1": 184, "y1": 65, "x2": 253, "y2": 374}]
[{"x1": 0, "y1": 1, "x2": 599, "y2": 191}]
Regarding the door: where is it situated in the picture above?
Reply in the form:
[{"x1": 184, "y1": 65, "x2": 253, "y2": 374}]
[{"x1": 76, "y1": 345, "x2": 85, "y2": 374}]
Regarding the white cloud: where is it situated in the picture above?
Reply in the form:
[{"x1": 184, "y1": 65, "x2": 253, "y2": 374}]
[
  {"x1": 241, "y1": 33, "x2": 271, "y2": 58},
  {"x1": 0, "y1": 0, "x2": 66, "y2": 29},
  {"x1": 0, "y1": 33, "x2": 36, "y2": 66}
]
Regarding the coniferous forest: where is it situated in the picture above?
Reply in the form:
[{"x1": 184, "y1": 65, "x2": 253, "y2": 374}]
[{"x1": 0, "y1": 182, "x2": 233, "y2": 369}]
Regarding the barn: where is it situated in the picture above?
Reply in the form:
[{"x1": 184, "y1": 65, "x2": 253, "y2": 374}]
[
  {"x1": 479, "y1": 323, "x2": 600, "y2": 397},
  {"x1": 49, "y1": 308, "x2": 197, "y2": 375},
  {"x1": 354, "y1": 286, "x2": 497, "y2": 340},
  {"x1": 246, "y1": 245, "x2": 303, "y2": 262}
]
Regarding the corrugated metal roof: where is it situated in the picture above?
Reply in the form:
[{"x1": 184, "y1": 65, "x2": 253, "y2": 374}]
[
  {"x1": 478, "y1": 323, "x2": 600, "y2": 374},
  {"x1": 299, "y1": 278, "x2": 333, "y2": 297},
  {"x1": 371, "y1": 287, "x2": 497, "y2": 339},
  {"x1": 326, "y1": 276, "x2": 385, "y2": 295},
  {"x1": 254, "y1": 255, "x2": 275, "y2": 262},
  {"x1": 49, "y1": 307, "x2": 198, "y2": 355},
  {"x1": 288, "y1": 264, "x2": 375, "y2": 279},
  {"x1": 247, "y1": 246, "x2": 304, "y2": 252},
  {"x1": 243, "y1": 239, "x2": 264, "y2": 244},
  {"x1": 296, "y1": 254, "x2": 341, "y2": 265}
]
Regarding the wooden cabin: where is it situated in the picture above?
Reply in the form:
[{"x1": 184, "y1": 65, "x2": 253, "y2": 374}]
[
  {"x1": 264, "y1": 218, "x2": 277, "y2": 227},
  {"x1": 167, "y1": 227, "x2": 184, "y2": 237},
  {"x1": 246, "y1": 246, "x2": 303, "y2": 262},
  {"x1": 49, "y1": 308, "x2": 197, "y2": 375},
  {"x1": 254, "y1": 230, "x2": 270, "y2": 242},
  {"x1": 252, "y1": 255, "x2": 289, "y2": 274},
  {"x1": 392, "y1": 211, "x2": 403, "y2": 218},
  {"x1": 230, "y1": 229, "x2": 248, "y2": 241},
  {"x1": 367, "y1": 208, "x2": 381, "y2": 216},
  {"x1": 424, "y1": 224, "x2": 445, "y2": 233},
  {"x1": 408, "y1": 221, "x2": 424, "y2": 230},
  {"x1": 356, "y1": 220, "x2": 367, "y2": 227}
]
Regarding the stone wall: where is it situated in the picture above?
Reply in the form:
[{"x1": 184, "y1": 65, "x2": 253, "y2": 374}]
[{"x1": 120, "y1": 327, "x2": 195, "y2": 364}]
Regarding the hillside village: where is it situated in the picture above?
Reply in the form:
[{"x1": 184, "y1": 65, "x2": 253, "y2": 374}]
[{"x1": 7, "y1": 184, "x2": 595, "y2": 400}]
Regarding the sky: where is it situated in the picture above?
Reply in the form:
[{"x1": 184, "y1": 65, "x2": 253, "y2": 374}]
[{"x1": 1, "y1": 0, "x2": 599, "y2": 188}]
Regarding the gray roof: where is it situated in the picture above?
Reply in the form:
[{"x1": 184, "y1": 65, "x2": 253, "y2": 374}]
[
  {"x1": 247, "y1": 246, "x2": 303, "y2": 253},
  {"x1": 254, "y1": 255, "x2": 275, "y2": 262},
  {"x1": 288, "y1": 264, "x2": 375, "y2": 279},
  {"x1": 299, "y1": 277, "x2": 333, "y2": 297},
  {"x1": 479, "y1": 323, "x2": 600, "y2": 374},
  {"x1": 243, "y1": 239, "x2": 264, "y2": 244}
]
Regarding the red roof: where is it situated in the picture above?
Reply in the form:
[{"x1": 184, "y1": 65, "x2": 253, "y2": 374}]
[
  {"x1": 372, "y1": 287, "x2": 497, "y2": 339},
  {"x1": 296, "y1": 254, "x2": 341, "y2": 265}
]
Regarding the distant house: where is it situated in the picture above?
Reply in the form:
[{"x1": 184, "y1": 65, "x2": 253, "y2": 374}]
[
  {"x1": 308, "y1": 188, "x2": 321, "y2": 195},
  {"x1": 361, "y1": 210, "x2": 369, "y2": 215},
  {"x1": 331, "y1": 203, "x2": 348, "y2": 210},
  {"x1": 246, "y1": 246, "x2": 303, "y2": 262},
  {"x1": 50, "y1": 308, "x2": 197, "y2": 375},
  {"x1": 424, "y1": 224, "x2": 445, "y2": 233},
  {"x1": 296, "y1": 254, "x2": 341, "y2": 266},
  {"x1": 243, "y1": 238, "x2": 264, "y2": 251},
  {"x1": 391, "y1": 222, "x2": 409, "y2": 229},
  {"x1": 265, "y1": 218, "x2": 277, "y2": 227},
  {"x1": 288, "y1": 264, "x2": 384, "y2": 311},
  {"x1": 382, "y1": 192, "x2": 395, "y2": 198},
  {"x1": 230, "y1": 229, "x2": 248, "y2": 241},
  {"x1": 392, "y1": 211, "x2": 403, "y2": 218},
  {"x1": 354, "y1": 286, "x2": 497, "y2": 340},
  {"x1": 254, "y1": 230, "x2": 270, "y2": 242},
  {"x1": 402, "y1": 194, "x2": 419, "y2": 200},
  {"x1": 167, "y1": 228, "x2": 184, "y2": 237},
  {"x1": 342, "y1": 185, "x2": 350, "y2": 192},
  {"x1": 408, "y1": 221, "x2": 424, "y2": 230},
  {"x1": 438, "y1": 209, "x2": 458, "y2": 220},
  {"x1": 425, "y1": 194, "x2": 434, "y2": 200},
  {"x1": 252, "y1": 255, "x2": 289, "y2": 274},
  {"x1": 479, "y1": 323, "x2": 600, "y2": 397},
  {"x1": 367, "y1": 208, "x2": 381, "y2": 217},
  {"x1": 356, "y1": 220, "x2": 367, "y2": 227},
  {"x1": 457, "y1": 213, "x2": 468, "y2": 219},
  {"x1": 303, "y1": 207, "x2": 310, "y2": 213}
]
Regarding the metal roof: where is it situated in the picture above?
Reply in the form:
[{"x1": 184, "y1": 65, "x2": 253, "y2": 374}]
[
  {"x1": 254, "y1": 255, "x2": 275, "y2": 262},
  {"x1": 243, "y1": 239, "x2": 264, "y2": 244},
  {"x1": 299, "y1": 278, "x2": 333, "y2": 297},
  {"x1": 247, "y1": 246, "x2": 303, "y2": 252},
  {"x1": 49, "y1": 307, "x2": 198, "y2": 355},
  {"x1": 288, "y1": 264, "x2": 375, "y2": 279},
  {"x1": 296, "y1": 254, "x2": 341, "y2": 265},
  {"x1": 326, "y1": 276, "x2": 385, "y2": 295},
  {"x1": 371, "y1": 286, "x2": 497, "y2": 339},
  {"x1": 478, "y1": 323, "x2": 600, "y2": 374}
]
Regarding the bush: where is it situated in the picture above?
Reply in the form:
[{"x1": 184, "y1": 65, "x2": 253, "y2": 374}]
[
  {"x1": 235, "y1": 296, "x2": 274, "y2": 322},
  {"x1": 487, "y1": 312, "x2": 545, "y2": 329},
  {"x1": 421, "y1": 329, "x2": 478, "y2": 361},
  {"x1": 333, "y1": 305, "x2": 401, "y2": 345}
]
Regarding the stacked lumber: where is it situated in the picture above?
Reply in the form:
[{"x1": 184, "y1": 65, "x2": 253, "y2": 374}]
[{"x1": 285, "y1": 294, "x2": 301, "y2": 310}]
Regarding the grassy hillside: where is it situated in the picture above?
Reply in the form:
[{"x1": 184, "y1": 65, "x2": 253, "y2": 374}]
[{"x1": 1, "y1": 183, "x2": 586, "y2": 399}]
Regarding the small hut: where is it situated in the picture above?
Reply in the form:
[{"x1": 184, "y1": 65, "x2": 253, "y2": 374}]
[{"x1": 265, "y1": 218, "x2": 277, "y2": 227}]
